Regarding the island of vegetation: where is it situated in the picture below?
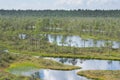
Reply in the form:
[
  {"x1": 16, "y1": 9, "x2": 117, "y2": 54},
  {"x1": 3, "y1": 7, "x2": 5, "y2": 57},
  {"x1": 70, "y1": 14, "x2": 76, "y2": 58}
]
[
  {"x1": 0, "y1": 51, "x2": 80, "y2": 80},
  {"x1": 77, "y1": 70, "x2": 120, "y2": 80}
]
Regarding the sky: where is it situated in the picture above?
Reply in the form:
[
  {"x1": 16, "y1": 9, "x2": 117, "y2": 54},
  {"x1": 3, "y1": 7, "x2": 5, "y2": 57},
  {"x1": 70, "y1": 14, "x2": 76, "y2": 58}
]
[{"x1": 0, "y1": 0, "x2": 120, "y2": 10}]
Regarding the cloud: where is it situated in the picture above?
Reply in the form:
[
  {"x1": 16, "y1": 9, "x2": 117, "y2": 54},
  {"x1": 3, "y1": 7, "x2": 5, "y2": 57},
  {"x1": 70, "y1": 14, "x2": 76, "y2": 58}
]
[
  {"x1": 86, "y1": 0, "x2": 120, "y2": 9},
  {"x1": 0, "y1": 0, "x2": 119, "y2": 10},
  {"x1": 56, "y1": 0, "x2": 118, "y2": 6},
  {"x1": 54, "y1": 0, "x2": 85, "y2": 9},
  {"x1": 55, "y1": 0, "x2": 120, "y2": 10},
  {"x1": 56, "y1": 0, "x2": 83, "y2": 5},
  {"x1": 87, "y1": 0, "x2": 108, "y2": 5}
]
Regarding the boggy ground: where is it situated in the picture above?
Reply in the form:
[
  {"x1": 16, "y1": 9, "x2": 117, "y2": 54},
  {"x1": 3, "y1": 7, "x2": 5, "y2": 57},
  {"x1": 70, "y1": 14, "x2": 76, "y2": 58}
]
[
  {"x1": 77, "y1": 70, "x2": 120, "y2": 80},
  {"x1": 12, "y1": 49, "x2": 120, "y2": 61},
  {"x1": 0, "y1": 52, "x2": 80, "y2": 80},
  {"x1": 0, "y1": 71, "x2": 34, "y2": 80}
]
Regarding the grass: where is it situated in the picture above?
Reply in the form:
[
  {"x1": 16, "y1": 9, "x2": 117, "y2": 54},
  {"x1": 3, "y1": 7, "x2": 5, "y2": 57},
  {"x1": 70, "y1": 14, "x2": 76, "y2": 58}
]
[
  {"x1": 77, "y1": 70, "x2": 120, "y2": 80},
  {"x1": 6, "y1": 54, "x2": 80, "y2": 72},
  {"x1": 39, "y1": 52, "x2": 120, "y2": 61},
  {"x1": 1, "y1": 34, "x2": 120, "y2": 61},
  {"x1": 10, "y1": 49, "x2": 120, "y2": 61},
  {"x1": 6, "y1": 62, "x2": 39, "y2": 73},
  {"x1": 0, "y1": 71, "x2": 34, "y2": 80}
]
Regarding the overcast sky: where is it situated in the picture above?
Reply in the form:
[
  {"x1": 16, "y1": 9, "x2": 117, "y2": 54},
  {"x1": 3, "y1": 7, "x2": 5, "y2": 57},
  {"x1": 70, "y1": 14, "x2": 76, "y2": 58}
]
[{"x1": 0, "y1": 0, "x2": 120, "y2": 10}]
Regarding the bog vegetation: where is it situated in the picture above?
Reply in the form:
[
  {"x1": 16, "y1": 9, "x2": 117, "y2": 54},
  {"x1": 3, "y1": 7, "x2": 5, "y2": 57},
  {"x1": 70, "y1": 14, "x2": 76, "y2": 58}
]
[
  {"x1": 0, "y1": 10, "x2": 120, "y2": 60},
  {"x1": 78, "y1": 70, "x2": 120, "y2": 80},
  {"x1": 0, "y1": 51, "x2": 79, "y2": 80},
  {"x1": 0, "y1": 9, "x2": 120, "y2": 80}
]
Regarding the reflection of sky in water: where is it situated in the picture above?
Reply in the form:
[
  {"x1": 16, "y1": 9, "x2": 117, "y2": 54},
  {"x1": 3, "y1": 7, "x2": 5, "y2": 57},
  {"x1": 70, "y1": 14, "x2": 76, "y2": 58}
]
[
  {"x1": 10, "y1": 69, "x2": 39, "y2": 76},
  {"x1": 10, "y1": 57, "x2": 120, "y2": 80},
  {"x1": 19, "y1": 34, "x2": 27, "y2": 39},
  {"x1": 38, "y1": 58, "x2": 120, "y2": 80},
  {"x1": 39, "y1": 69, "x2": 89, "y2": 80},
  {"x1": 46, "y1": 58, "x2": 120, "y2": 70},
  {"x1": 18, "y1": 34, "x2": 120, "y2": 48},
  {"x1": 15, "y1": 34, "x2": 120, "y2": 80},
  {"x1": 48, "y1": 34, "x2": 120, "y2": 48}
]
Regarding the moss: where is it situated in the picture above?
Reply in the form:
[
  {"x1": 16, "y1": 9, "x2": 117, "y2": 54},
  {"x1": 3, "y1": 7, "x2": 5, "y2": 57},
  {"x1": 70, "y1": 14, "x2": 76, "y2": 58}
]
[
  {"x1": 0, "y1": 71, "x2": 33, "y2": 80},
  {"x1": 6, "y1": 62, "x2": 39, "y2": 73},
  {"x1": 6, "y1": 55, "x2": 80, "y2": 72},
  {"x1": 0, "y1": 53, "x2": 80, "y2": 80},
  {"x1": 11, "y1": 50, "x2": 120, "y2": 61},
  {"x1": 42, "y1": 51, "x2": 119, "y2": 60},
  {"x1": 77, "y1": 70, "x2": 120, "y2": 80}
]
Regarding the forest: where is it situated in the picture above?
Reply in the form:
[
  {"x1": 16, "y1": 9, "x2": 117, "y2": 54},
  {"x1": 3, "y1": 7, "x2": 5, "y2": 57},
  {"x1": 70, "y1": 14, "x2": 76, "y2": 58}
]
[{"x1": 0, "y1": 9, "x2": 120, "y2": 17}]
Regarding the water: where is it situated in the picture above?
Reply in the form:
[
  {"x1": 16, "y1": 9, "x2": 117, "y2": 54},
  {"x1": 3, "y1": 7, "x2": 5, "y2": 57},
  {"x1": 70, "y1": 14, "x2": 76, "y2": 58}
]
[
  {"x1": 46, "y1": 58, "x2": 120, "y2": 70},
  {"x1": 47, "y1": 34, "x2": 120, "y2": 48},
  {"x1": 19, "y1": 34, "x2": 27, "y2": 39},
  {"x1": 35, "y1": 58, "x2": 120, "y2": 80},
  {"x1": 16, "y1": 34, "x2": 120, "y2": 80},
  {"x1": 18, "y1": 34, "x2": 120, "y2": 48},
  {"x1": 10, "y1": 57, "x2": 120, "y2": 80},
  {"x1": 38, "y1": 69, "x2": 88, "y2": 80}
]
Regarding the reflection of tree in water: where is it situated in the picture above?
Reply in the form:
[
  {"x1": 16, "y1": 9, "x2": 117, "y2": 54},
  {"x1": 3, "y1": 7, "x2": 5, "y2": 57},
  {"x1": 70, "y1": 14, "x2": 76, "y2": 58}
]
[
  {"x1": 68, "y1": 58, "x2": 77, "y2": 65},
  {"x1": 31, "y1": 72, "x2": 40, "y2": 80},
  {"x1": 80, "y1": 59, "x2": 84, "y2": 64},
  {"x1": 59, "y1": 58, "x2": 77, "y2": 65},
  {"x1": 59, "y1": 58, "x2": 87, "y2": 65},
  {"x1": 107, "y1": 60, "x2": 113, "y2": 65},
  {"x1": 68, "y1": 59, "x2": 87, "y2": 65},
  {"x1": 59, "y1": 58, "x2": 68, "y2": 63}
]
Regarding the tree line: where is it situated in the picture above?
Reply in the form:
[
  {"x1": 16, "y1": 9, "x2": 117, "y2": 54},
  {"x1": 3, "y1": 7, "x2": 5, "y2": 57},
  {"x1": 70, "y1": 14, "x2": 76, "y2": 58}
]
[{"x1": 0, "y1": 9, "x2": 120, "y2": 17}]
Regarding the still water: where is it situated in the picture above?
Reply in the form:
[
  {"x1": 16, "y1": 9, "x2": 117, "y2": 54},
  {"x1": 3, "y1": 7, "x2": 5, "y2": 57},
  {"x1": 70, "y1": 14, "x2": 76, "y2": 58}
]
[
  {"x1": 46, "y1": 58, "x2": 120, "y2": 70},
  {"x1": 10, "y1": 57, "x2": 120, "y2": 80},
  {"x1": 19, "y1": 34, "x2": 120, "y2": 48},
  {"x1": 38, "y1": 69, "x2": 88, "y2": 80},
  {"x1": 35, "y1": 58, "x2": 120, "y2": 80},
  {"x1": 47, "y1": 34, "x2": 120, "y2": 48}
]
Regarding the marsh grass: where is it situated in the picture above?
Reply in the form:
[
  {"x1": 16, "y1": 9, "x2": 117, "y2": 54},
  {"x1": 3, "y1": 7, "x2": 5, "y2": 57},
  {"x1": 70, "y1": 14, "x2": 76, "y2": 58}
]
[
  {"x1": 10, "y1": 49, "x2": 120, "y2": 61},
  {"x1": 77, "y1": 70, "x2": 120, "y2": 80},
  {"x1": 0, "y1": 71, "x2": 32, "y2": 80},
  {"x1": 7, "y1": 57, "x2": 80, "y2": 72},
  {"x1": 0, "y1": 52, "x2": 80, "y2": 80}
]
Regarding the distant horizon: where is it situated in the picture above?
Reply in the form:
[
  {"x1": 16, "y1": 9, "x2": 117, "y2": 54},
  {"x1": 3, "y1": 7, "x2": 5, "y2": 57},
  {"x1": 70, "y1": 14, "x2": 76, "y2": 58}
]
[{"x1": 0, "y1": 9, "x2": 120, "y2": 11}]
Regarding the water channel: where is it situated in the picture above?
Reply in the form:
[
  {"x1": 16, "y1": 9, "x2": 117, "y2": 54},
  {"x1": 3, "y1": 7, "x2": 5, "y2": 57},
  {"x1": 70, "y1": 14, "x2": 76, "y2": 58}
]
[
  {"x1": 19, "y1": 34, "x2": 120, "y2": 48},
  {"x1": 10, "y1": 57, "x2": 120, "y2": 80},
  {"x1": 47, "y1": 34, "x2": 120, "y2": 48}
]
